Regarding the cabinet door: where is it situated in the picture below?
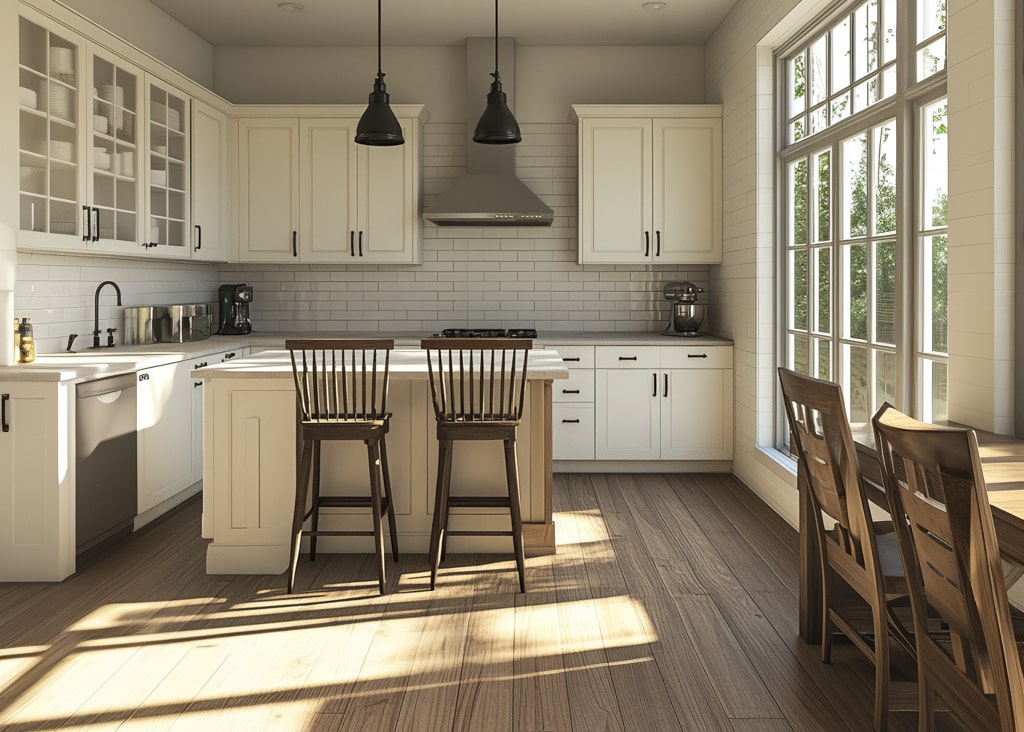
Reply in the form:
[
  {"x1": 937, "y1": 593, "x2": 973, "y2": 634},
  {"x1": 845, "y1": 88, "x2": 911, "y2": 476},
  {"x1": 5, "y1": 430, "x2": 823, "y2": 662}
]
[
  {"x1": 357, "y1": 118, "x2": 420, "y2": 263},
  {"x1": 299, "y1": 119, "x2": 357, "y2": 263},
  {"x1": 137, "y1": 361, "x2": 195, "y2": 514},
  {"x1": 17, "y1": 12, "x2": 88, "y2": 249},
  {"x1": 86, "y1": 43, "x2": 143, "y2": 254},
  {"x1": 553, "y1": 404, "x2": 595, "y2": 460},
  {"x1": 653, "y1": 117, "x2": 723, "y2": 264},
  {"x1": 142, "y1": 76, "x2": 190, "y2": 257},
  {"x1": 578, "y1": 118, "x2": 652, "y2": 264},
  {"x1": 0, "y1": 383, "x2": 71, "y2": 581},
  {"x1": 595, "y1": 368, "x2": 660, "y2": 459},
  {"x1": 238, "y1": 118, "x2": 299, "y2": 261},
  {"x1": 190, "y1": 99, "x2": 230, "y2": 261},
  {"x1": 661, "y1": 368, "x2": 733, "y2": 460}
]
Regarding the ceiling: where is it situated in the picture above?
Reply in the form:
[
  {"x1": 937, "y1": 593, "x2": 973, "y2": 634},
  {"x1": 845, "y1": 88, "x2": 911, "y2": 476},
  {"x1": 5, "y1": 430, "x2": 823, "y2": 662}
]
[{"x1": 145, "y1": 0, "x2": 741, "y2": 47}]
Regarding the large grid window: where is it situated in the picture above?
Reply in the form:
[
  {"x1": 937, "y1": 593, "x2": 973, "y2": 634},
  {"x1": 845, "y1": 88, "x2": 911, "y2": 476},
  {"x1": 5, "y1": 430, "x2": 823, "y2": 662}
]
[{"x1": 781, "y1": 0, "x2": 946, "y2": 426}]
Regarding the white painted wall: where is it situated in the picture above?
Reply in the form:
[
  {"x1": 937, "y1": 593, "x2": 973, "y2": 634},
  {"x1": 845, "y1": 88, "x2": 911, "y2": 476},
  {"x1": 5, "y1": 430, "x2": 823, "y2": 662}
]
[{"x1": 56, "y1": 0, "x2": 214, "y2": 87}]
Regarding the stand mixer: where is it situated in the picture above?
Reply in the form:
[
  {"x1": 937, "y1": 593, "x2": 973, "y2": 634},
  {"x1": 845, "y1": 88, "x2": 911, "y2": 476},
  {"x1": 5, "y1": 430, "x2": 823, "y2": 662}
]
[{"x1": 661, "y1": 281, "x2": 707, "y2": 337}]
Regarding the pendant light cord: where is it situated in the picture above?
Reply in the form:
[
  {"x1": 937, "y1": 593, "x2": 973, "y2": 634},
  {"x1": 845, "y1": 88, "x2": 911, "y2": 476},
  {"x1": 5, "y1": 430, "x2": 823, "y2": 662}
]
[
  {"x1": 493, "y1": 0, "x2": 499, "y2": 74},
  {"x1": 377, "y1": 0, "x2": 383, "y2": 77}
]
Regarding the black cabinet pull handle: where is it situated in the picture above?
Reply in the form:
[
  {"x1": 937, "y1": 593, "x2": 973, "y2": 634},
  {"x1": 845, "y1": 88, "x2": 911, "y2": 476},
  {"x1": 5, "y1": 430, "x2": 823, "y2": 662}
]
[
  {"x1": 195, "y1": 224, "x2": 202, "y2": 251},
  {"x1": 687, "y1": 353, "x2": 709, "y2": 359},
  {"x1": 350, "y1": 231, "x2": 355, "y2": 257},
  {"x1": 92, "y1": 208, "x2": 100, "y2": 242},
  {"x1": 225, "y1": 353, "x2": 236, "y2": 359},
  {"x1": 663, "y1": 373, "x2": 668, "y2": 397},
  {"x1": 562, "y1": 418, "x2": 580, "y2": 424},
  {"x1": 1, "y1": 394, "x2": 9, "y2": 433},
  {"x1": 652, "y1": 373, "x2": 657, "y2": 397},
  {"x1": 562, "y1": 356, "x2": 580, "y2": 362},
  {"x1": 562, "y1": 389, "x2": 580, "y2": 394},
  {"x1": 292, "y1": 231, "x2": 297, "y2": 257},
  {"x1": 358, "y1": 231, "x2": 363, "y2": 257},
  {"x1": 644, "y1": 230, "x2": 650, "y2": 257},
  {"x1": 618, "y1": 356, "x2": 638, "y2": 361},
  {"x1": 194, "y1": 381, "x2": 203, "y2": 388},
  {"x1": 656, "y1": 230, "x2": 661, "y2": 256},
  {"x1": 82, "y1": 205, "x2": 91, "y2": 241}
]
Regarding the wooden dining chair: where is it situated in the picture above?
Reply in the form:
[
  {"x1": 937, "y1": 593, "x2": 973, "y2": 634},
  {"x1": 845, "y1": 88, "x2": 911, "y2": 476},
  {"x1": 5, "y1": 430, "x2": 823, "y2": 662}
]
[
  {"x1": 285, "y1": 339, "x2": 400, "y2": 595},
  {"x1": 872, "y1": 404, "x2": 1024, "y2": 731},
  {"x1": 778, "y1": 368, "x2": 914, "y2": 731},
  {"x1": 421, "y1": 338, "x2": 531, "y2": 593}
]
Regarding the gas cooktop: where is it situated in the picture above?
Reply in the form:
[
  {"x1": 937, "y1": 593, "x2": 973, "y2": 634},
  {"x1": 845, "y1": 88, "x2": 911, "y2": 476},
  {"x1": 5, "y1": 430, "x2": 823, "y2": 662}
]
[{"x1": 435, "y1": 328, "x2": 538, "y2": 339}]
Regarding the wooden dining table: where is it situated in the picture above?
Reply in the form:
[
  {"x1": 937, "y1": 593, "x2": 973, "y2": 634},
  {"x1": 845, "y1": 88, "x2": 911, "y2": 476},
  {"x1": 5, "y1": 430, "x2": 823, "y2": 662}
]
[{"x1": 798, "y1": 422, "x2": 1024, "y2": 643}]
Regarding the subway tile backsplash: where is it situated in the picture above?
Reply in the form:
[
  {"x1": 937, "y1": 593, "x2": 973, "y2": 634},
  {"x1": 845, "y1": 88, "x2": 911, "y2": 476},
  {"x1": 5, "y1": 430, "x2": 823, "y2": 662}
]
[{"x1": 15, "y1": 122, "x2": 710, "y2": 352}]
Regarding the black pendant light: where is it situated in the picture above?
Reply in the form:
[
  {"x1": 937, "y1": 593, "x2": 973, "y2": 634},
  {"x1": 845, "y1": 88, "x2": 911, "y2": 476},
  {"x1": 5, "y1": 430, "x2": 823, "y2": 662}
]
[
  {"x1": 355, "y1": 0, "x2": 404, "y2": 146},
  {"x1": 472, "y1": 0, "x2": 521, "y2": 144}
]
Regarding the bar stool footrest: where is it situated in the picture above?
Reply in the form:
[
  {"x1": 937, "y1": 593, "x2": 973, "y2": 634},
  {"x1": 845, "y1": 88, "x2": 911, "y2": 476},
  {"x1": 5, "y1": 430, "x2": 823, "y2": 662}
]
[
  {"x1": 316, "y1": 496, "x2": 392, "y2": 509},
  {"x1": 446, "y1": 496, "x2": 512, "y2": 509},
  {"x1": 445, "y1": 530, "x2": 515, "y2": 537},
  {"x1": 304, "y1": 529, "x2": 377, "y2": 537}
]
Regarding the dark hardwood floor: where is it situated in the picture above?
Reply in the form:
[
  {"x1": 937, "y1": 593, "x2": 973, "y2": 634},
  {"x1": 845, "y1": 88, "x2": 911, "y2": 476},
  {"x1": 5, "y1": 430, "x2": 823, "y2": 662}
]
[{"x1": 0, "y1": 473, "x2": 961, "y2": 730}]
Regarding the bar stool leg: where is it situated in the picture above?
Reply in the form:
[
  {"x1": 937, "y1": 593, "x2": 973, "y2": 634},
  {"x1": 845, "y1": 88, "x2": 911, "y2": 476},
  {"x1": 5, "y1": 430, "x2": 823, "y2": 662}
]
[
  {"x1": 288, "y1": 439, "x2": 315, "y2": 593},
  {"x1": 367, "y1": 438, "x2": 386, "y2": 595},
  {"x1": 439, "y1": 440, "x2": 453, "y2": 562},
  {"x1": 309, "y1": 441, "x2": 322, "y2": 561},
  {"x1": 504, "y1": 437, "x2": 526, "y2": 593},
  {"x1": 380, "y1": 434, "x2": 399, "y2": 561},
  {"x1": 429, "y1": 438, "x2": 450, "y2": 590}
]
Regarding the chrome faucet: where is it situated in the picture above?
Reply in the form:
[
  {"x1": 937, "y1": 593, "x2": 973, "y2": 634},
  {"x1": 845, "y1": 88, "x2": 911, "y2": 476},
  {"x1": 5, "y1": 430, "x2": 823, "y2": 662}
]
[{"x1": 92, "y1": 280, "x2": 122, "y2": 348}]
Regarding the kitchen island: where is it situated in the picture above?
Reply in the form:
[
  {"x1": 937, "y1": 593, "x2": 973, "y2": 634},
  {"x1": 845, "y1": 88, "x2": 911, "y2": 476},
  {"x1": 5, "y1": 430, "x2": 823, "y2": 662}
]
[{"x1": 193, "y1": 347, "x2": 568, "y2": 575}]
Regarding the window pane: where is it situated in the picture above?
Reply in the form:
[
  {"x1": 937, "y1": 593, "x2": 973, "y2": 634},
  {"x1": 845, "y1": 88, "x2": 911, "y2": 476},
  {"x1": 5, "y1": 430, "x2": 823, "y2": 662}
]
[
  {"x1": 876, "y1": 350, "x2": 897, "y2": 407},
  {"x1": 789, "y1": 53, "x2": 806, "y2": 116},
  {"x1": 843, "y1": 343, "x2": 870, "y2": 422},
  {"x1": 831, "y1": 92, "x2": 851, "y2": 123},
  {"x1": 881, "y1": 0, "x2": 896, "y2": 64},
  {"x1": 842, "y1": 133, "x2": 868, "y2": 239},
  {"x1": 790, "y1": 118, "x2": 806, "y2": 144},
  {"x1": 917, "y1": 37, "x2": 946, "y2": 80},
  {"x1": 815, "y1": 247, "x2": 831, "y2": 333},
  {"x1": 808, "y1": 106, "x2": 828, "y2": 135},
  {"x1": 831, "y1": 17, "x2": 851, "y2": 90},
  {"x1": 853, "y1": 74, "x2": 880, "y2": 113},
  {"x1": 921, "y1": 234, "x2": 948, "y2": 353},
  {"x1": 790, "y1": 334, "x2": 810, "y2": 374},
  {"x1": 815, "y1": 338, "x2": 832, "y2": 380},
  {"x1": 854, "y1": 0, "x2": 879, "y2": 80},
  {"x1": 809, "y1": 37, "x2": 827, "y2": 105},
  {"x1": 918, "y1": 0, "x2": 947, "y2": 41},
  {"x1": 921, "y1": 359, "x2": 948, "y2": 423},
  {"x1": 789, "y1": 159, "x2": 808, "y2": 245},
  {"x1": 922, "y1": 99, "x2": 948, "y2": 228},
  {"x1": 844, "y1": 243, "x2": 868, "y2": 340},
  {"x1": 873, "y1": 120, "x2": 896, "y2": 234},
  {"x1": 875, "y1": 240, "x2": 896, "y2": 344},
  {"x1": 813, "y1": 151, "x2": 831, "y2": 243},
  {"x1": 790, "y1": 249, "x2": 809, "y2": 330}
]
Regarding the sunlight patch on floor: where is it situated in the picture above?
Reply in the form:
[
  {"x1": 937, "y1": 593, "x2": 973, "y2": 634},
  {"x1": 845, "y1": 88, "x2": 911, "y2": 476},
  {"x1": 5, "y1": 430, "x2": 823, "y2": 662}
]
[{"x1": 552, "y1": 508, "x2": 614, "y2": 547}]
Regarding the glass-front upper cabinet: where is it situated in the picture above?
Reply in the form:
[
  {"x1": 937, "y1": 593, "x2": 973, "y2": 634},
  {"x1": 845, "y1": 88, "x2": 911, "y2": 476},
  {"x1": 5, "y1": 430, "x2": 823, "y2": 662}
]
[
  {"x1": 144, "y1": 77, "x2": 190, "y2": 254},
  {"x1": 18, "y1": 15, "x2": 84, "y2": 244}
]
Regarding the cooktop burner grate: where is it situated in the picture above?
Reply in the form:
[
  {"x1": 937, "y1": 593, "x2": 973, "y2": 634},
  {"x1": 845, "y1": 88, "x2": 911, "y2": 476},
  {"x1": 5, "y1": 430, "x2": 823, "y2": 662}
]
[{"x1": 436, "y1": 328, "x2": 537, "y2": 339}]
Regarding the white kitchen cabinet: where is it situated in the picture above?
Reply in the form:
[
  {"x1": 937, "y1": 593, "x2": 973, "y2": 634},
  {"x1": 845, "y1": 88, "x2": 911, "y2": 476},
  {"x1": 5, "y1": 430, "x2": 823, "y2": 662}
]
[
  {"x1": 572, "y1": 105, "x2": 723, "y2": 265},
  {"x1": 137, "y1": 359, "x2": 194, "y2": 514},
  {"x1": 237, "y1": 107, "x2": 425, "y2": 264},
  {"x1": 141, "y1": 74, "x2": 190, "y2": 257},
  {"x1": 595, "y1": 351, "x2": 662, "y2": 460},
  {"x1": 548, "y1": 345, "x2": 595, "y2": 460},
  {"x1": 0, "y1": 381, "x2": 74, "y2": 581},
  {"x1": 190, "y1": 99, "x2": 230, "y2": 261}
]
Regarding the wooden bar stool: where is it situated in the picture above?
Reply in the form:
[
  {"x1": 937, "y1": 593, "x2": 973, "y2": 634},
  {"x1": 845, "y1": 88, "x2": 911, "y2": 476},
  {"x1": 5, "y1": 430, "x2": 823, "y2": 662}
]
[
  {"x1": 421, "y1": 337, "x2": 531, "y2": 593},
  {"x1": 285, "y1": 339, "x2": 399, "y2": 594}
]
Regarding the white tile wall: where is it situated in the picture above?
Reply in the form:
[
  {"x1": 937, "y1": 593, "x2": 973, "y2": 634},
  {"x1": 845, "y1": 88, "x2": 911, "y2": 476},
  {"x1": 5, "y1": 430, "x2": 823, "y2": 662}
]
[{"x1": 221, "y1": 122, "x2": 711, "y2": 335}]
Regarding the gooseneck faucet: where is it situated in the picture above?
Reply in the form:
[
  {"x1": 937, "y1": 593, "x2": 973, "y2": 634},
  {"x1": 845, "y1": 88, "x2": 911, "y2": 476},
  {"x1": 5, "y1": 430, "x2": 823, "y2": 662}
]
[{"x1": 92, "y1": 280, "x2": 122, "y2": 348}]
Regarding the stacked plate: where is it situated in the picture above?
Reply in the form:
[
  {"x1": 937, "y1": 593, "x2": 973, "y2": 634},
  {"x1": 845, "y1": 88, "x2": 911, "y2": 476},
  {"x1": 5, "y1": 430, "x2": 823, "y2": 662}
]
[
  {"x1": 93, "y1": 114, "x2": 108, "y2": 135},
  {"x1": 49, "y1": 47, "x2": 74, "y2": 79},
  {"x1": 167, "y1": 107, "x2": 181, "y2": 131},
  {"x1": 49, "y1": 83, "x2": 72, "y2": 121},
  {"x1": 19, "y1": 87, "x2": 38, "y2": 109},
  {"x1": 151, "y1": 169, "x2": 167, "y2": 187},
  {"x1": 98, "y1": 84, "x2": 125, "y2": 131},
  {"x1": 118, "y1": 150, "x2": 135, "y2": 177},
  {"x1": 94, "y1": 147, "x2": 111, "y2": 171},
  {"x1": 51, "y1": 140, "x2": 73, "y2": 162}
]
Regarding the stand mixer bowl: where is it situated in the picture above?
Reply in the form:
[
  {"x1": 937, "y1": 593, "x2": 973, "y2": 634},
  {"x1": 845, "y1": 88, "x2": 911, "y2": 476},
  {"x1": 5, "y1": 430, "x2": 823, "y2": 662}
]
[{"x1": 671, "y1": 302, "x2": 707, "y2": 336}]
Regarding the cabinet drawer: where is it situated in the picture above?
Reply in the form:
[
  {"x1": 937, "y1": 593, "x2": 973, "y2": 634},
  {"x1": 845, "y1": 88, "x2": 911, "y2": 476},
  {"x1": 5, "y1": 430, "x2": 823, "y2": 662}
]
[
  {"x1": 660, "y1": 346, "x2": 733, "y2": 370},
  {"x1": 546, "y1": 345, "x2": 595, "y2": 369},
  {"x1": 553, "y1": 370, "x2": 594, "y2": 402},
  {"x1": 553, "y1": 404, "x2": 595, "y2": 460},
  {"x1": 595, "y1": 346, "x2": 660, "y2": 369}
]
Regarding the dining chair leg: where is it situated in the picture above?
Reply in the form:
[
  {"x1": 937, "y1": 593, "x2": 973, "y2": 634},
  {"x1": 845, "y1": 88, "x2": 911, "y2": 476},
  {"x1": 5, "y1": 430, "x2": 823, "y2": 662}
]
[
  {"x1": 439, "y1": 439, "x2": 453, "y2": 562},
  {"x1": 872, "y1": 608, "x2": 890, "y2": 732},
  {"x1": 918, "y1": 675, "x2": 932, "y2": 732},
  {"x1": 380, "y1": 434, "x2": 399, "y2": 561},
  {"x1": 288, "y1": 439, "x2": 314, "y2": 593},
  {"x1": 367, "y1": 439, "x2": 386, "y2": 595},
  {"x1": 504, "y1": 437, "x2": 526, "y2": 593},
  {"x1": 310, "y1": 440, "x2": 322, "y2": 561},
  {"x1": 428, "y1": 439, "x2": 448, "y2": 590},
  {"x1": 820, "y1": 576, "x2": 834, "y2": 663}
]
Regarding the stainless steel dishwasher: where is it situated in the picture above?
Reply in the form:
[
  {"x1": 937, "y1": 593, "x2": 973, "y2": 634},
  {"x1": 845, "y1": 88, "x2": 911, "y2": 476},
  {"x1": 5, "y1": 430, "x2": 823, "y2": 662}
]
[{"x1": 76, "y1": 373, "x2": 137, "y2": 555}]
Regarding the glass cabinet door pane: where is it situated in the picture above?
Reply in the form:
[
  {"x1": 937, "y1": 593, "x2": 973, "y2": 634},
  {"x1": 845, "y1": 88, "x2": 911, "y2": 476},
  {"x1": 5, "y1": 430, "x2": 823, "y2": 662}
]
[
  {"x1": 93, "y1": 54, "x2": 138, "y2": 243},
  {"x1": 147, "y1": 80, "x2": 189, "y2": 249}
]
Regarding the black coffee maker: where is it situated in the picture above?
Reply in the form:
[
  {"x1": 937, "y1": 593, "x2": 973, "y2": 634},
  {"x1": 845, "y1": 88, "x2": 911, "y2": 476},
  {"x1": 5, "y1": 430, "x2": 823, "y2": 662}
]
[{"x1": 217, "y1": 284, "x2": 253, "y2": 335}]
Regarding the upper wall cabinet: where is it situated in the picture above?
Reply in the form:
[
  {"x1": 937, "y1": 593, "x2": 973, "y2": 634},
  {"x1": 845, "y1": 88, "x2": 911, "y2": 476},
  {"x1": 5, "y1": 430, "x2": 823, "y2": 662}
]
[
  {"x1": 571, "y1": 105, "x2": 723, "y2": 265},
  {"x1": 236, "y1": 107, "x2": 426, "y2": 265},
  {"x1": 190, "y1": 99, "x2": 230, "y2": 262}
]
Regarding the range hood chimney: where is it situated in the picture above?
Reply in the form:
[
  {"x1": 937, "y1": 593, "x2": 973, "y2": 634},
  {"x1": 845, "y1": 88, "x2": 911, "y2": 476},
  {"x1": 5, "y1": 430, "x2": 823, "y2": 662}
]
[{"x1": 423, "y1": 37, "x2": 554, "y2": 226}]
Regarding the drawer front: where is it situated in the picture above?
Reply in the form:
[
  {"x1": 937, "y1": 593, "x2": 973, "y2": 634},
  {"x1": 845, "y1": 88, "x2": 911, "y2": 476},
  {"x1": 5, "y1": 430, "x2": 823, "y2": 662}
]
[
  {"x1": 595, "y1": 345, "x2": 661, "y2": 369},
  {"x1": 660, "y1": 345, "x2": 733, "y2": 370},
  {"x1": 546, "y1": 344, "x2": 595, "y2": 369},
  {"x1": 553, "y1": 370, "x2": 595, "y2": 402},
  {"x1": 553, "y1": 404, "x2": 595, "y2": 460}
]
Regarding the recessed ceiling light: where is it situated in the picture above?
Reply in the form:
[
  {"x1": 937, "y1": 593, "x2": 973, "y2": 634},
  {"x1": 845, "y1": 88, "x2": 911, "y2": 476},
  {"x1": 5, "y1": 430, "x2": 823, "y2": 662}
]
[
  {"x1": 642, "y1": 1, "x2": 668, "y2": 9},
  {"x1": 277, "y1": 2, "x2": 305, "y2": 12}
]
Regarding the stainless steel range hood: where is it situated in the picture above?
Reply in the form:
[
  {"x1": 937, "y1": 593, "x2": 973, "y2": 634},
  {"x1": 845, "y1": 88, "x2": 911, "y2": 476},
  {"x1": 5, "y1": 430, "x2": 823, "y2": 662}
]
[{"x1": 424, "y1": 38, "x2": 554, "y2": 226}]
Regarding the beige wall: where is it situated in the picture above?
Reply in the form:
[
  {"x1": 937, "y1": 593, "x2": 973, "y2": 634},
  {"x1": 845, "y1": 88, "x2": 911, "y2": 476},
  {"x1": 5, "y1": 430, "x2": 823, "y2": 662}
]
[{"x1": 706, "y1": 0, "x2": 1016, "y2": 527}]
